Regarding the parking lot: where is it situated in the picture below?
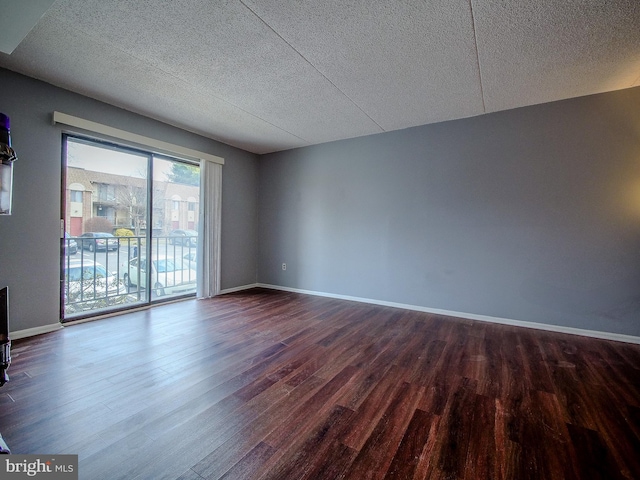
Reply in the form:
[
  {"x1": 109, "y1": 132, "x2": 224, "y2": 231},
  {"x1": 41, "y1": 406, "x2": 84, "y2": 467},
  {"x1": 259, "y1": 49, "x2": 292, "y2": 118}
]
[
  {"x1": 67, "y1": 241, "x2": 195, "y2": 279},
  {"x1": 63, "y1": 235, "x2": 198, "y2": 315}
]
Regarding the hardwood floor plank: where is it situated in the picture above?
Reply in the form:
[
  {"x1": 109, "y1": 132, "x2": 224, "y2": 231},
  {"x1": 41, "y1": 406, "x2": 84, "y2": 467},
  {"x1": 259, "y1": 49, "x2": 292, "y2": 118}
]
[
  {"x1": 628, "y1": 404, "x2": 640, "y2": 439},
  {"x1": 463, "y1": 394, "x2": 497, "y2": 480},
  {"x1": 567, "y1": 423, "x2": 625, "y2": 480},
  {"x1": 263, "y1": 365, "x2": 359, "y2": 451},
  {"x1": 411, "y1": 413, "x2": 442, "y2": 480},
  {"x1": 530, "y1": 390, "x2": 579, "y2": 480},
  {"x1": 187, "y1": 375, "x2": 327, "y2": 480},
  {"x1": 339, "y1": 364, "x2": 407, "y2": 451},
  {"x1": 258, "y1": 405, "x2": 355, "y2": 480},
  {"x1": 579, "y1": 388, "x2": 640, "y2": 477},
  {"x1": 303, "y1": 441, "x2": 358, "y2": 480},
  {"x1": 517, "y1": 332, "x2": 555, "y2": 394},
  {"x1": 382, "y1": 408, "x2": 434, "y2": 480},
  {"x1": 432, "y1": 376, "x2": 478, "y2": 479},
  {"x1": 478, "y1": 336, "x2": 502, "y2": 399},
  {"x1": 217, "y1": 442, "x2": 276, "y2": 480},
  {"x1": 342, "y1": 381, "x2": 424, "y2": 480}
]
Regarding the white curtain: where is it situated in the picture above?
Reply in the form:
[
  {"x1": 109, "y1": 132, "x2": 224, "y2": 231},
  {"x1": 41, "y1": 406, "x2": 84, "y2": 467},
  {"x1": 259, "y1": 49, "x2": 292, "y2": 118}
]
[{"x1": 196, "y1": 159, "x2": 222, "y2": 298}]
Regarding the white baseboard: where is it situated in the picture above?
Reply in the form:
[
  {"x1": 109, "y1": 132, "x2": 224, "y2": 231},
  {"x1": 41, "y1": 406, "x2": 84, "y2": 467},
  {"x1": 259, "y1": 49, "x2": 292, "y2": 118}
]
[
  {"x1": 11, "y1": 285, "x2": 638, "y2": 344},
  {"x1": 219, "y1": 283, "x2": 259, "y2": 295},
  {"x1": 10, "y1": 323, "x2": 63, "y2": 340},
  {"x1": 257, "y1": 283, "x2": 640, "y2": 345},
  {"x1": 9, "y1": 286, "x2": 255, "y2": 339}
]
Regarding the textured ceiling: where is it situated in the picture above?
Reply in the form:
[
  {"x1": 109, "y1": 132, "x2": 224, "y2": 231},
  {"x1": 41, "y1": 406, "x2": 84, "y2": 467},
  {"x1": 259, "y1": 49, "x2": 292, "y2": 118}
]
[{"x1": 0, "y1": 0, "x2": 638, "y2": 154}]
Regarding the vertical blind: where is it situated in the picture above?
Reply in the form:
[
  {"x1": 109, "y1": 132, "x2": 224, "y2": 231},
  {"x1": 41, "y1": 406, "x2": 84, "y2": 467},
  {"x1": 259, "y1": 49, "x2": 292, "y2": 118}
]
[{"x1": 197, "y1": 159, "x2": 222, "y2": 298}]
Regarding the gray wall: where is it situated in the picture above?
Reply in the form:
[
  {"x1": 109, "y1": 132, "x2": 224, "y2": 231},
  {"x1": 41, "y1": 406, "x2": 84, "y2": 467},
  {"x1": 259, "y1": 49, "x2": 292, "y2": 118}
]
[
  {"x1": 3, "y1": 65, "x2": 639, "y2": 338},
  {"x1": 0, "y1": 68, "x2": 259, "y2": 332},
  {"x1": 258, "y1": 86, "x2": 640, "y2": 337}
]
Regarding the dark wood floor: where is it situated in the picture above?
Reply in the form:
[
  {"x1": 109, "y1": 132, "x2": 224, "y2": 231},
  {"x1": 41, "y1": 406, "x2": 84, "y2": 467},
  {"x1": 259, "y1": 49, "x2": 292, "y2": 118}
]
[{"x1": 1, "y1": 288, "x2": 639, "y2": 479}]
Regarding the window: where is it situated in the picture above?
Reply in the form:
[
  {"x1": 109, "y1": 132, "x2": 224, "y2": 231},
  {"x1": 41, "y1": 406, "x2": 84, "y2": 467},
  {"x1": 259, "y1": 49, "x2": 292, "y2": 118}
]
[
  {"x1": 70, "y1": 190, "x2": 83, "y2": 202},
  {"x1": 96, "y1": 183, "x2": 116, "y2": 202}
]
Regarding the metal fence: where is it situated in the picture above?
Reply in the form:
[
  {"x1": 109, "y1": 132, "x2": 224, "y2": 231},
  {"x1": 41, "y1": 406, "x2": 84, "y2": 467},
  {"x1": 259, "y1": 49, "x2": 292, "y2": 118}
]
[{"x1": 62, "y1": 235, "x2": 198, "y2": 317}]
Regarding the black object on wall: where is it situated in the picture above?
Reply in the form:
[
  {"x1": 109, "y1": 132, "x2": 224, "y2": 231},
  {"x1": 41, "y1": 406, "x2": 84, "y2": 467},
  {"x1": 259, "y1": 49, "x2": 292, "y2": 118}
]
[
  {"x1": 0, "y1": 113, "x2": 17, "y2": 215},
  {"x1": 0, "y1": 286, "x2": 9, "y2": 386},
  {"x1": 0, "y1": 113, "x2": 14, "y2": 456},
  {"x1": 0, "y1": 286, "x2": 10, "y2": 454}
]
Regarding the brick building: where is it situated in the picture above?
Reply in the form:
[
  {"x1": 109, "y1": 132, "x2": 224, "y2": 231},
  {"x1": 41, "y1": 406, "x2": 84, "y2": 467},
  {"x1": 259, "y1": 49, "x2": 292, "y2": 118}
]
[{"x1": 65, "y1": 167, "x2": 199, "y2": 236}]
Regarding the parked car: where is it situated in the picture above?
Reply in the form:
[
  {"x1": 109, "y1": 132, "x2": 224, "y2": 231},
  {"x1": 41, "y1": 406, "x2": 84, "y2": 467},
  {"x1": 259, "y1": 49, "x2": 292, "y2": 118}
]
[
  {"x1": 80, "y1": 232, "x2": 119, "y2": 252},
  {"x1": 168, "y1": 229, "x2": 198, "y2": 246},
  {"x1": 124, "y1": 255, "x2": 197, "y2": 297},
  {"x1": 64, "y1": 259, "x2": 130, "y2": 313},
  {"x1": 183, "y1": 251, "x2": 197, "y2": 270},
  {"x1": 64, "y1": 232, "x2": 78, "y2": 255}
]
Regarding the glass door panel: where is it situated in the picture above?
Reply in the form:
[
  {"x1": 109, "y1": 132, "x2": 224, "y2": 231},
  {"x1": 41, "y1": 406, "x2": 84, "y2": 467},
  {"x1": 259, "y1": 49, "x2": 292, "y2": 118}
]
[
  {"x1": 62, "y1": 137, "x2": 150, "y2": 318},
  {"x1": 149, "y1": 156, "x2": 200, "y2": 301}
]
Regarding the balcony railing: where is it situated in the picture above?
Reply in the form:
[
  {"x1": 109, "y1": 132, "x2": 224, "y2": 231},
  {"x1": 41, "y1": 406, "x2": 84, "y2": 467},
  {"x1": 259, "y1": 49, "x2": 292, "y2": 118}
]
[{"x1": 62, "y1": 235, "x2": 198, "y2": 317}]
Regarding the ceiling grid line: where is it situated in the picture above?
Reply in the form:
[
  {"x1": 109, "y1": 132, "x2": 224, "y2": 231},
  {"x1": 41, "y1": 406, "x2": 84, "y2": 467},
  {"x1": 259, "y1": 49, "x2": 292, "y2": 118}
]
[
  {"x1": 117, "y1": 43, "x2": 311, "y2": 144},
  {"x1": 36, "y1": 14, "x2": 311, "y2": 147},
  {"x1": 468, "y1": 0, "x2": 486, "y2": 114},
  {"x1": 238, "y1": 0, "x2": 386, "y2": 132}
]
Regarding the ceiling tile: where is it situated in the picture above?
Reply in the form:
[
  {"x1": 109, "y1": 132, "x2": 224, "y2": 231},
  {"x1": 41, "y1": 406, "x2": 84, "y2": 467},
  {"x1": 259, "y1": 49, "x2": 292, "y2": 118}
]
[
  {"x1": 42, "y1": 0, "x2": 383, "y2": 147},
  {"x1": 472, "y1": 0, "x2": 640, "y2": 112},
  {"x1": 243, "y1": 0, "x2": 485, "y2": 131},
  {"x1": 0, "y1": 0, "x2": 56, "y2": 54},
  {"x1": 0, "y1": 13, "x2": 307, "y2": 154}
]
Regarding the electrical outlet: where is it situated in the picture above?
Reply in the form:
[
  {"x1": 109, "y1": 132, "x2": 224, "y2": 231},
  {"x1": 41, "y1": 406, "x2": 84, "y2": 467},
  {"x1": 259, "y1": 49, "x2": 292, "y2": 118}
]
[{"x1": 282, "y1": 263, "x2": 287, "y2": 271}]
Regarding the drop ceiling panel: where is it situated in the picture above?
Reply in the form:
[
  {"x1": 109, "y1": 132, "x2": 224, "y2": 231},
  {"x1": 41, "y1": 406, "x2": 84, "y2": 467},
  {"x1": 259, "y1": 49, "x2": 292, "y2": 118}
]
[
  {"x1": 243, "y1": 0, "x2": 485, "y2": 131},
  {"x1": 40, "y1": 0, "x2": 382, "y2": 147},
  {"x1": 472, "y1": 0, "x2": 640, "y2": 112},
  {"x1": 0, "y1": 14, "x2": 306, "y2": 154},
  {"x1": 0, "y1": 0, "x2": 56, "y2": 54}
]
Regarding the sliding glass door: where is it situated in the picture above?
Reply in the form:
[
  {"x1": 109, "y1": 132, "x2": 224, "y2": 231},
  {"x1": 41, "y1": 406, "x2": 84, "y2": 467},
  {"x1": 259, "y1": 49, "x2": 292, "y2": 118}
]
[{"x1": 61, "y1": 135, "x2": 200, "y2": 320}]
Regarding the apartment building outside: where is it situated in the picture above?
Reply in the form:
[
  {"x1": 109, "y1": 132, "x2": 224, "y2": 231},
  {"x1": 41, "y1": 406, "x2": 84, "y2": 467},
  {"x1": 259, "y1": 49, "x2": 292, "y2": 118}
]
[{"x1": 65, "y1": 166, "x2": 199, "y2": 236}]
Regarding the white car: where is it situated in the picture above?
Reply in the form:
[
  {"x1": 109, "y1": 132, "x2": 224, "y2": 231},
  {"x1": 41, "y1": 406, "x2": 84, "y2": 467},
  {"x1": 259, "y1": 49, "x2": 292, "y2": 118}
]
[
  {"x1": 64, "y1": 259, "x2": 130, "y2": 313},
  {"x1": 182, "y1": 251, "x2": 197, "y2": 270},
  {"x1": 124, "y1": 255, "x2": 197, "y2": 297}
]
